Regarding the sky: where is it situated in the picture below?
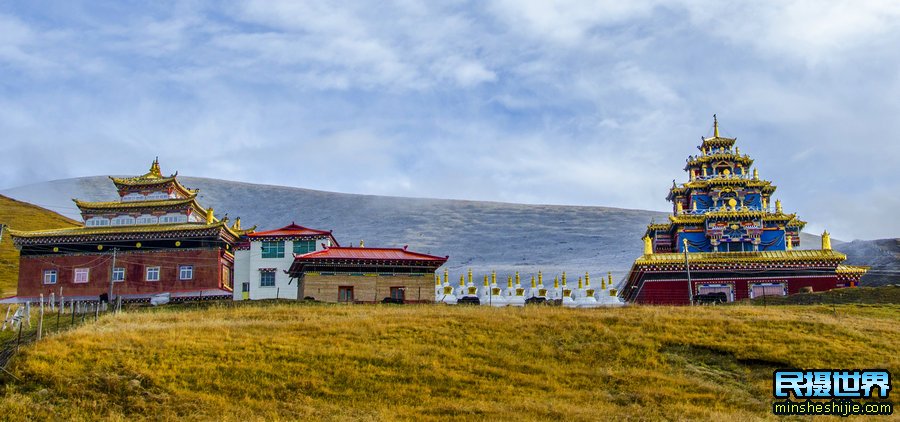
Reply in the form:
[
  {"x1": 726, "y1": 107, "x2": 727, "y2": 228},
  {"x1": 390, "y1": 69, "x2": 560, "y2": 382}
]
[{"x1": 1, "y1": 1, "x2": 899, "y2": 241}]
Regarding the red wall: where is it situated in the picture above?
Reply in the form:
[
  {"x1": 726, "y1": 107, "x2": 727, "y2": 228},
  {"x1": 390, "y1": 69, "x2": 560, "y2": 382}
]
[
  {"x1": 635, "y1": 275, "x2": 843, "y2": 305},
  {"x1": 18, "y1": 248, "x2": 230, "y2": 299}
]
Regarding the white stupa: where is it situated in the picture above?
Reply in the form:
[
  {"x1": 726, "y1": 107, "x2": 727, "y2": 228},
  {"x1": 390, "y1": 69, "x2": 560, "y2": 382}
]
[
  {"x1": 576, "y1": 272, "x2": 600, "y2": 308},
  {"x1": 437, "y1": 269, "x2": 457, "y2": 305},
  {"x1": 507, "y1": 272, "x2": 526, "y2": 306},
  {"x1": 596, "y1": 271, "x2": 625, "y2": 307},
  {"x1": 487, "y1": 270, "x2": 507, "y2": 307},
  {"x1": 561, "y1": 272, "x2": 576, "y2": 307}
]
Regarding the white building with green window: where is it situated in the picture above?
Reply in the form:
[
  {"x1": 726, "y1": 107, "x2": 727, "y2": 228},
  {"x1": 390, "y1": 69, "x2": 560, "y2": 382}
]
[{"x1": 233, "y1": 222, "x2": 339, "y2": 300}]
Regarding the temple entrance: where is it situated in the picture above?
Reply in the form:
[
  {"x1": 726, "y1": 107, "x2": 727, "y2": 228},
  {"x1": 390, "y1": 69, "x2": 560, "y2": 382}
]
[{"x1": 696, "y1": 283, "x2": 734, "y2": 302}]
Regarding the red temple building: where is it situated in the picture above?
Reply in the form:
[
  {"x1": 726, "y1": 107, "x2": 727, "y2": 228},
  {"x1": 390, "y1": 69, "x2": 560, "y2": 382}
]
[
  {"x1": 10, "y1": 159, "x2": 253, "y2": 302},
  {"x1": 621, "y1": 117, "x2": 868, "y2": 305}
]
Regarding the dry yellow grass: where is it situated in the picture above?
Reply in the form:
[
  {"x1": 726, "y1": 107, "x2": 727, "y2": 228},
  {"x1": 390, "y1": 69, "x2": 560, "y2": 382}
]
[
  {"x1": 1, "y1": 303, "x2": 897, "y2": 421},
  {"x1": 0, "y1": 195, "x2": 81, "y2": 297}
]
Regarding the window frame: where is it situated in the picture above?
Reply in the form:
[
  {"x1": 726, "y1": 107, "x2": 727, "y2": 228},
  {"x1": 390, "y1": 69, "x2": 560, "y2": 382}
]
[
  {"x1": 390, "y1": 286, "x2": 405, "y2": 301},
  {"x1": 338, "y1": 286, "x2": 354, "y2": 303},
  {"x1": 179, "y1": 265, "x2": 194, "y2": 281},
  {"x1": 112, "y1": 267, "x2": 126, "y2": 282},
  {"x1": 261, "y1": 241, "x2": 285, "y2": 259},
  {"x1": 292, "y1": 239, "x2": 316, "y2": 255},
  {"x1": 43, "y1": 269, "x2": 58, "y2": 285},
  {"x1": 146, "y1": 266, "x2": 161, "y2": 282},
  {"x1": 73, "y1": 268, "x2": 90, "y2": 284},
  {"x1": 259, "y1": 271, "x2": 276, "y2": 287}
]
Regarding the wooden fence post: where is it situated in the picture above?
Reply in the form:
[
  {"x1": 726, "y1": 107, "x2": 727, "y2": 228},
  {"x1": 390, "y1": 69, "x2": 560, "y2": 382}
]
[{"x1": 37, "y1": 294, "x2": 44, "y2": 341}]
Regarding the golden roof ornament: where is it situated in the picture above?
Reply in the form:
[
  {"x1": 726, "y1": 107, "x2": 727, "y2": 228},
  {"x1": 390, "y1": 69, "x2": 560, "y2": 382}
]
[
  {"x1": 775, "y1": 199, "x2": 783, "y2": 214},
  {"x1": 786, "y1": 235, "x2": 793, "y2": 250},
  {"x1": 713, "y1": 114, "x2": 719, "y2": 138},
  {"x1": 148, "y1": 157, "x2": 162, "y2": 178},
  {"x1": 753, "y1": 168, "x2": 759, "y2": 180},
  {"x1": 643, "y1": 235, "x2": 653, "y2": 255},
  {"x1": 822, "y1": 230, "x2": 832, "y2": 250}
]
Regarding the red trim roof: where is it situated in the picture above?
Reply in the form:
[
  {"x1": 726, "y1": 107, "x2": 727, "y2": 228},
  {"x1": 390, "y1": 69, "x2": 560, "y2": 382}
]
[
  {"x1": 248, "y1": 222, "x2": 333, "y2": 238},
  {"x1": 294, "y1": 246, "x2": 448, "y2": 262}
]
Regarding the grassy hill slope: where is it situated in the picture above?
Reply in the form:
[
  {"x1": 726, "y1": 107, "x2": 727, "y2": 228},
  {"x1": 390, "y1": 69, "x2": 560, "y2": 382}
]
[
  {"x1": 0, "y1": 195, "x2": 80, "y2": 297},
  {"x1": 1, "y1": 303, "x2": 897, "y2": 420}
]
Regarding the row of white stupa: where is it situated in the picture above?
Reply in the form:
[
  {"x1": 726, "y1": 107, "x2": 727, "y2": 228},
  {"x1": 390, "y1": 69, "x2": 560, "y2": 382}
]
[{"x1": 435, "y1": 270, "x2": 625, "y2": 307}]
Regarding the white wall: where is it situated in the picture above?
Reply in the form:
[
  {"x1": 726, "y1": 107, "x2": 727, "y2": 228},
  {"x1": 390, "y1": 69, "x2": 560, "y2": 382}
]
[{"x1": 232, "y1": 236, "x2": 333, "y2": 300}]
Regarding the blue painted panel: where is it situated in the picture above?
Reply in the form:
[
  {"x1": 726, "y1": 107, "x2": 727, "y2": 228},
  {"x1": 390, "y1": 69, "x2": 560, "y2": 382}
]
[
  {"x1": 760, "y1": 230, "x2": 786, "y2": 251},
  {"x1": 743, "y1": 193, "x2": 761, "y2": 208},
  {"x1": 679, "y1": 231, "x2": 711, "y2": 252}
]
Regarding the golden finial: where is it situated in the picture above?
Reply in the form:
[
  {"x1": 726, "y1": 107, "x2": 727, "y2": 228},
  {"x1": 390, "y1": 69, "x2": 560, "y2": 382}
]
[
  {"x1": 692, "y1": 201, "x2": 698, "y2": 212},
  {"x1": 531, "y1": 275, "x2": 536, "y2": 288},
  {"x1": 775, "y1": 199, "x2": 783, "y2": 214},
  {"x1": 467, "y1": 268, "x2": 472, "y2": 285},
  {"x1": 232, "y1": 217, "x2": 241, "y2": 230},
  {"x1": 491, "y1": 270, "x2": 496, "y2": 285},
  {"x1": 538, "y1": 271, "x2": 543, "y2": 286},
  {"x1": 713, "y1": 114, "x2": 719, "y2": 138},
  {"x1": 822, "y1": 230, "x2": 832, "y2": 251},
  {"x1": 435, "y1": 275, "x2": 440, "y2": 286},
  {"x1": 443, "y1": 268, "x2": 448, "y2": 285},
  {"x1": 359, "y1": 240, "x2": 365, "y2": 248},
  {"x1": 585, "y1": 272, "x2": 590, "y2": 287},
  {"x1": 643, "y1": 235, "x2": 653, "y2": 255},
  {"x1": 149, "y1": 157, "x2": 162, "y2": 177},
  {"x1": 507, "y1": 275, "x2": 512, "y2": 288},
  {"x1": 676, "y1": 201, "x2": 683, "y2": 214},
  {"x1": 459, "y1": 275, "x2": 464, "y2": 286},
  {"x1": 483, "y1": 275, "x2": 489, "y2": 287},
  {"x1": 206, "y1": 207, "x2": 215, "y2": 224},
  {"x1": 735, "y1": 146, "x2": 740, "y2": 155},
  {"x1": 608, "y1": 271, "x2": 613, "y2": 288},
  {"x1": 786, "y1": 235, "x2": 793, "y2": 250},
  {"x1": 515, "y1": 271, "x2": 520, "y2": 286},
  {"x1": 554, "y1": 276, "x2": 559, "y2": 289},
  {"x1": 683, "y1": 238, "x2": 689, "y2": 253},
  {"x1": 562, "y1": 272, "x2": 567, "y2": 286},
  {"x1": 601, "y1": 275, "x2": 606, "y2": 290},
  {"x1": 578, "y1": 277, "x2": 583, "y2": 289}
]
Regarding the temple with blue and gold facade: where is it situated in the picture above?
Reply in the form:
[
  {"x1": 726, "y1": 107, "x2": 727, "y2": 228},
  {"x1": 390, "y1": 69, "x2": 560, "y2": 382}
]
[{"x1": 621, "y1": 117, "x2": 869, "y2": 305}]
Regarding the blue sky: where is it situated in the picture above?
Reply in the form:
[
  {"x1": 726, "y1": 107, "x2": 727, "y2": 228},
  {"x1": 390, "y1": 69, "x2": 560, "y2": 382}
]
[{"x1": 1, "y1": 1, "x2": 899, "y2": 240}]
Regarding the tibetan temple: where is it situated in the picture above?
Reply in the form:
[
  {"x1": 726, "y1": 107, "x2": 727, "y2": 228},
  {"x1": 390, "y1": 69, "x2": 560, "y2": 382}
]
[
  {"x1": 10, "y1": 159, "x2": 253, "y2": 302},
  {"x1": 621, "y1": 117, "x2": 869, "y2": 305}
]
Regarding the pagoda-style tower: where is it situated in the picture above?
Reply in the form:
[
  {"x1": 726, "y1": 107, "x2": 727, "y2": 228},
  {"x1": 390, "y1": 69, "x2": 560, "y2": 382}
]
[
  {"x1": 622, "y1": 117, "x2": 868, "y2": 305},
  {"x1": 10, "y1": 159, "x2": 255, "y2": 302},
  {"x1": 648, "y1": 116, "x2": 805, "y2": 253}
]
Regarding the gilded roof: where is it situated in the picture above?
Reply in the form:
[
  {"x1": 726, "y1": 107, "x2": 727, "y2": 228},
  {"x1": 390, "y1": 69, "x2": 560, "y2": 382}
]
[
  {"x1": 74, "y1": 195, "x2": 200, "y2": 210},
  {"x1": 9, "y1": 221, "x2": 242, "y2": 242},
  {"x1": 634, "y1": 249, "x2": 847, "y2": 265},
  {"x1": 835, "y1": 264, "x2": 870, "y2": 274},
  {"x1": 685, "y1": 152, "x2": 753, "y2": 168}
]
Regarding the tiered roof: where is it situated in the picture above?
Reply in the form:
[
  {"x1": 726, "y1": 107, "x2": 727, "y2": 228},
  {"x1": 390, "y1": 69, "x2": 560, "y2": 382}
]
[{"x1": 108, "y1": 158, "x2": 197, "y2": 197}]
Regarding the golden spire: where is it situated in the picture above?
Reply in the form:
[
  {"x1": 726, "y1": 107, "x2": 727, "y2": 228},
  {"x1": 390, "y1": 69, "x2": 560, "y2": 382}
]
[
  {"x1": 786, "y1": 235, "x2": 793, "y2": 250},
  {"x1": 676, "y1": 201, "x2": 683, "y2": 214},
  {"x1": 483, "y1": 275, "x2": 488, "y2": 287},
  {"x1": 435, "y1": 275, "x2": 440, "y2": 286},
  {"x1": 643, "y1": 235, "x2": 653, "y2": 255},
  {"x1": 206, "y1": 207, "x2": 215, "y2": 224},
  {"x1": 608, "y1": 272, "x2": 613, "y2": 288},
  {"x1": 713, "y1": 114, "x2": 719, "y2": 138},
  {"x1": 538, "y1": 271, "x2": 543, "y2": 286},
  {"x1": 467, "y1": 268, "x2": 472, "y2": 286},
  {"x1": 149, "y1": 157, "x2": 162, "y2": 178},
  {"x1": 232, "y1": 217, "x2": 241, "y2": 231},
  {"x1": 459, "y1": 275, "x2": 464, "y2": 286},
  {"x1": 578, "y1": 277, "x2": 583, "y2": 289},
  {"x1": 507, "y1": 275, "x2": 513, "y2": 288},
  {"x1": 585, "y1": 272, "x2": 590, "y2": 287},
  {"x1": 562, "y1": 272, "x2": 567, "y2": 286},
  {"x1": 554, "y1": 276, "x2": 559, "y2": 289},
  {"x1": 531, "y1": 275, "x2": 536, "y2": 288},
  {"x1": 515, "y1": 271, "x2": 520, "y2": 286},
  {"x1": 601, "y1": 275, "x2": 606, "y2": 290},
  {"x1": 359, "y1": 240, "x2": 365, "y2": 248},
  {"x1": 775, "y1": 199, "x2": 783, "y2": 214},
  {"x1": 491, "y1": 270, "x2": 496, "y2": 285},
  {"x1": 822, "y1": 230, "x2": 832, "y2": 251},
  {"x1": 443, "y1": 268, "x2": 449, "y2": 285}
]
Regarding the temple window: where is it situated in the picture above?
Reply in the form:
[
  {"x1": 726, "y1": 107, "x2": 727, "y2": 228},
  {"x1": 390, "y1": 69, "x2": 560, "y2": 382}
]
[
  {"x1": 749, "y1": 283, "x2": 787, "y2": 299},
  {"x1": 160, "y1": 214, "x2": 187, "y2": 223},
  {"x1": 390, "y1": 287, "x2": 406, "y2": 301},
  {"x1": 179, "y1": 265, "x2": 194, "y2": 280},
  {"x1": 261, "y1": 241, "x2": 285, "y2": 258},
  {"x1": 146, "y1": 266, "x2": 161, "y2": 281},
  {"x1": 73, "y1": 268, "x2": 90, "y2": 283},
  {"x1": 111, "y1": 216, "x2": 135, "y2": 226},
  {"x1": 146, "y1": 192, "x2": 170, "y2": 200},
  {"x1": 122, "y1": 193, "x2": 144, "y2": 202},
  {"x1": 293, "y1": 240, "x2": 316, "y2": 254},
  {"x1": 43, "y1": 270, "x2": 58, "y2": 284},
  {"x1": 85, "y1": 217, "x2": 110, "y2": 227},
  {"x1": 136, "y1": 215, "x2": 158, "y2": 225},
  {"x1": 113, "y1": 267, "x2": 125, "y2": 282},
  {"x1": 260, "y1": 271, "x2": 276, "y2": 287}
]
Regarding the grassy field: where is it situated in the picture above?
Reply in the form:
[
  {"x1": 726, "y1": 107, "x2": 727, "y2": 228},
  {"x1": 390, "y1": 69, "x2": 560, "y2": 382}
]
[
  {"x1": 0, "y1": 195, "x2": 81, "y2": 298},
  {"x1": 0, "y1": 302, "x2": 897, "y2": 421}
]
